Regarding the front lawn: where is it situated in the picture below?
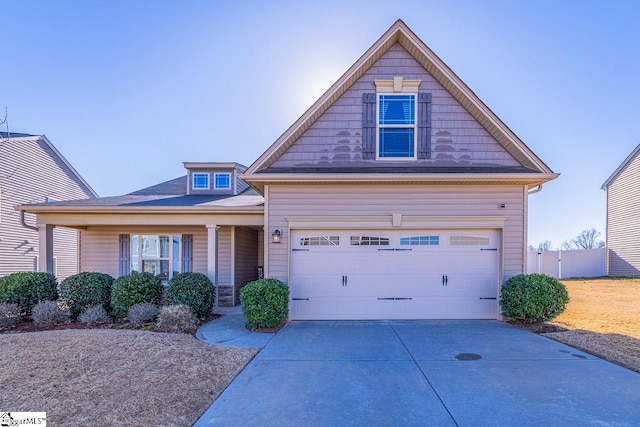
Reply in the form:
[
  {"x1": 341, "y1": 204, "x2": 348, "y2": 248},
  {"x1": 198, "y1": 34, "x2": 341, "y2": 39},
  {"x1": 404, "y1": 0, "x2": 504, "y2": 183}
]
[
  {"x1": 542, "y1": 277, "x2": 640, "y2": 372},
  {"x1": 0, "y1": 329, "x2": 256, "y2": 426}
]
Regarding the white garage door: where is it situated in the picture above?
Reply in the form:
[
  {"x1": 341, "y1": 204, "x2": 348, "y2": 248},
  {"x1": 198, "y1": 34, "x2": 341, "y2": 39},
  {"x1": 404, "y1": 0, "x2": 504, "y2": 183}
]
[{"x1": 289, "y1": 229, "x2": 500, "y2": 320}]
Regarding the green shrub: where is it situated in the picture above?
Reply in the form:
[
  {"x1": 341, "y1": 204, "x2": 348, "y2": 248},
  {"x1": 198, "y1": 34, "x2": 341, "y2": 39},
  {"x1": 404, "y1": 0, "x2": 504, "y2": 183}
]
[
  {"x1": 110, "y1": 272, "x2": 163, "y2": 318},
  {"x1": 0, "y1": 303, "x2": 21, "y2": 329},
  {"x1": 59, "y1": 272, "x2": 114, "y2": 319},
  {"x1": 0, "y1": 272, "x2": 58, "y2": 314},
  {"x1": 500, "y1": 273, "x2": 570, "y2": 323},
  {"x1": 155, "y1": 304, "x2": 199, "y2": 332},
  {"x1": 78, "y1": 305, "x2": 111, "y2": 325},
  {"x1": 127, "y1": 303, "x2": 159, "y2": 327},
  {"x1": 240, "y1": 278, "x2": 289, "y2": 330},
  {"x1": 166, "y1": 272, "x2": 214, "y2": 318},
  {"x1": 31, "y1": 300, "x2": 70, "y2": 325}
]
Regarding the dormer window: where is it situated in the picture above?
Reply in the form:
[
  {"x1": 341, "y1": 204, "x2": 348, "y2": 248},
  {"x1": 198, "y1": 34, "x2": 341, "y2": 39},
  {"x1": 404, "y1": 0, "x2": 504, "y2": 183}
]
[
  {"x1": 192, "y1": 173, "x2": 210, "y2": 190},
  {"x1": 214, "y1": 173, "x2": 231, "y2": 189}
]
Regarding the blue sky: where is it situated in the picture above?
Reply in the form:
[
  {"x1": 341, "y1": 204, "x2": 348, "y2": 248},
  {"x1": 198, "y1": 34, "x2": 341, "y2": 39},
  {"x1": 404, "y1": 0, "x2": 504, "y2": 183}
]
[{"x1": 2, "y1": 0, "x2": 639, "y2": 248}]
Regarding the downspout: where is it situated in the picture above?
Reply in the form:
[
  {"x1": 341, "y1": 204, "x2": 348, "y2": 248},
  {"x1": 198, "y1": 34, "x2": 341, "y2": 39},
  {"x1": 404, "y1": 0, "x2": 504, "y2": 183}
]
[
  {"x1": 528, "y1": 184, "x2": 543, "y2": 195},
  {"x1": 20, "y1": 210, "x2": 39, "y2": 231}
]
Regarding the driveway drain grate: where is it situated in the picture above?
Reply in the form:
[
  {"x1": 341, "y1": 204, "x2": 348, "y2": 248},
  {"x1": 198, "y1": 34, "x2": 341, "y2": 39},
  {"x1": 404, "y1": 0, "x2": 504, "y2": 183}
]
[{"x1": 455, "y1": 353, "x2": 482, "y2": 361}]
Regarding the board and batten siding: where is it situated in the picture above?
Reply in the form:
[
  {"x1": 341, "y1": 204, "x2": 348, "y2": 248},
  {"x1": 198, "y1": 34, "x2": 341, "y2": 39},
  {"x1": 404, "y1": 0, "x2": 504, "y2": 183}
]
[
  {"x1": 80, "y1": 227, "x2": 209, "y2": 278},
  {"x1": 0, "y1": 136, "x2": 95, "y2": 278},
  {"x1": 271, "y1": 44, "x2": 519, "y2": 169},
  {"x1": 265, "y1": 184, "x2": 526, "y2": 282},
  {"x1": 606, "y1": 152, "x2": 640, "y2": 276}
]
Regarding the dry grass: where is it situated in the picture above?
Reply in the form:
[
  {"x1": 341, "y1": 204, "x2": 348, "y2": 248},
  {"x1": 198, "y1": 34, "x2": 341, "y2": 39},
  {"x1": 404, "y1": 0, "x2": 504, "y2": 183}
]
[
  {"x1": 0, "y1": 329, "x2": 256, "y2": 426},
  {"x1": 542, "y1": 277, "x2": 640, "y2": 372}
]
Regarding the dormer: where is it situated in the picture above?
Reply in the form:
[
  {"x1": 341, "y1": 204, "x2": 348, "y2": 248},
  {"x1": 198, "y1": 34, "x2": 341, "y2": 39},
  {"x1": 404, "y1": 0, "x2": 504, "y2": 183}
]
[{"x1": 183, "y1": 162, "x2": 249, "y2": 196}]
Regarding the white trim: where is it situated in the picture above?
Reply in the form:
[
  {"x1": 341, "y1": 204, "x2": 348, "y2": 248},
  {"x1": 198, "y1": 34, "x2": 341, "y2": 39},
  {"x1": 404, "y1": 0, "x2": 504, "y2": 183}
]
[
  {"x1": 375, "y1": 93, "x2": 418, "y2": 161},
  {"x1": 214, "y1": 172, "x2": 231, "y2": 189},
  {"x1": 286, "y1": 215, "x2": 507, "y2": 230},
  {"x1": 192, "y1": 172, "x2": 210, "y2": 190}
]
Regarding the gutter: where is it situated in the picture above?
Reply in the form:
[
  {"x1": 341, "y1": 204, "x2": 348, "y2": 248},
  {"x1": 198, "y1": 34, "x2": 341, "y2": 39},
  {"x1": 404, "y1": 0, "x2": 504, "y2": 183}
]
[
  {"x1": 527, "y1": 184, "x2": 543, "y2": 195},
  {"x1": 20, "y1": 210, "x2": 38, "y2": 231}
]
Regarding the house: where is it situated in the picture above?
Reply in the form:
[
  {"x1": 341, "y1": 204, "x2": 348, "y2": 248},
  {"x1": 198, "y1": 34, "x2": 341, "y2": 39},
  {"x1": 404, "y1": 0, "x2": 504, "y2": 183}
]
[
  {"x1": 20, "y1": 20, "x2": 557, "y2": 319},
  {"x1": 601, "y1": 144, "x2": 640, "y2": 277},
  {"x1": 0, "y1": 132, "x2": 97, "y2": 279}
]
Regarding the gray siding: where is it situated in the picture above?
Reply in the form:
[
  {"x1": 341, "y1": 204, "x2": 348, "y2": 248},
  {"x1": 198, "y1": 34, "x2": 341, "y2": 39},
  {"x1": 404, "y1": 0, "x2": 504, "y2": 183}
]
[
  {"x1": 0, "y1": 136, "x2": 95, "y2": 278},
  {"x1": 272, "y1": 44, "x2": 519, "y2": 169},
  {"x1": 266, "y1": 184, "x2": 526, "y2": 282},
  {"x1": 80, "y1": 227, "x2": 208, "y2": 278},
  {"x1": 606, "y1": 152, "x2": 640, "y2": 276},
  {"x1": 217, "y1": 226, "x2": 232, "y2": 286}
]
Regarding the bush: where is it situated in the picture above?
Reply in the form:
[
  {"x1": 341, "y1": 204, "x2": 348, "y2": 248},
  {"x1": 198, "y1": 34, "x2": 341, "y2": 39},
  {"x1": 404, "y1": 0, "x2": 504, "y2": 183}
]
[
  {"x1": 31, "y1": 300, "x2": 70, "y2": 325},
  {"x1": 59, "y1": 272, "x2": 114, "y2": 319},
  {"x1": 155, "y1": 305, "x2": 199, "y2": 332},
  {"x1": 240, "y1": 278, "x2": 289, "y2": 330},
  {"x1": 500, "y1": 273, "x2": 570, "y2": 323},
  {"x1": 166, "y1": 272, "x2": 214, "y2": 318},
  {"x1": 0, "y1": 303, "x2": 21, "y2": 329},
  {"x1": 110, "y1": 272, "x2": 163, "y2": 318},
  {"x1": 128, "y1": 303, "x2": 159, "y2": 327},
  {"x1": 0, "y1": 272, "x2": 58, "y2": 314},
  {"x1": 78, "y1": 305, "x2": 111, "y2": 324}
]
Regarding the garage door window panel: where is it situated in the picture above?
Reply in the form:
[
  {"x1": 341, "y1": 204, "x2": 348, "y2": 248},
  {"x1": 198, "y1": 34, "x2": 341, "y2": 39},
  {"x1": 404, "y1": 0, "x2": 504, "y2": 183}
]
[
  {"x1": 400, "y1": 236, "x2": 440, "y2": 246},
  {"x1": 450, "y1": 235, "x2": 490, "y2": 246},
  {"x1": 300, "y1": 236, "x2": 340, "y2": 246},
  {"x1": 350, "y1": 236, "x2": 390, "y2": 246}
]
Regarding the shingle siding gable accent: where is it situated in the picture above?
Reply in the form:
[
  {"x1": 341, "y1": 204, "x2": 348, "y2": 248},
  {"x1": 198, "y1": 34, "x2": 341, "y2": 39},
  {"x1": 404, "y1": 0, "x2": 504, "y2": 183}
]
[{"x1": 271, "y1": 44, "x2": 519, "y2": 169}]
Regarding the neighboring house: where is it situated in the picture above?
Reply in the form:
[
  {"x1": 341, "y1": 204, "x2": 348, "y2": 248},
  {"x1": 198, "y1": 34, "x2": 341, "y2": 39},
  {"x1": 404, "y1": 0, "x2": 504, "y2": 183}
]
[
  {"x1": 601, "y1": 144, "x2": 640, "y2": 277},
  {"x1": 20, "y1": 20, "x2": 557, "y2": 319},
  {"x1": 0, "y1": 132, "x2": 97, "y2": 279}
]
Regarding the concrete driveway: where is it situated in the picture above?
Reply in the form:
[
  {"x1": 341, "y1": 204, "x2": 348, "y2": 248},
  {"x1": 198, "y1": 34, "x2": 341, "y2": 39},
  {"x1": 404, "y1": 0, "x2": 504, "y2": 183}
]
[{"x1": 196, "y1": 320, "x2": 640, "y2": 426}]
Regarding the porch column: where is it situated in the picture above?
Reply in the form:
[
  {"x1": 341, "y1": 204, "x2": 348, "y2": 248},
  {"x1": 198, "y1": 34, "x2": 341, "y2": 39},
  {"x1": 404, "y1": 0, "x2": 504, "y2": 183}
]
[
  {"x1": 206, "y1": 224, "x2": 218, "y2": 284},
  {"x1": 38, "y1": 224, "x2": 55, "y2": 274}
]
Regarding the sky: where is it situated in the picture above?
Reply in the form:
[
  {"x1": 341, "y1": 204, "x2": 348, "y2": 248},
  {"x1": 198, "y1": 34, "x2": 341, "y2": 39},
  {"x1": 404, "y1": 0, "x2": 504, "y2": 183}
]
[{"x1": 2, "y1": 0, "x2": 639, "y2": 249}]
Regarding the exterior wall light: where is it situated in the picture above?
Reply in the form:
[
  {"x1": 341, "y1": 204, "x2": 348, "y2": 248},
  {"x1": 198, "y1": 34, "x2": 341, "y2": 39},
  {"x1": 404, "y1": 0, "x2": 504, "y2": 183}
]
[{"x1": 272, "y1": 229, "x2": 282, "y2": 243}]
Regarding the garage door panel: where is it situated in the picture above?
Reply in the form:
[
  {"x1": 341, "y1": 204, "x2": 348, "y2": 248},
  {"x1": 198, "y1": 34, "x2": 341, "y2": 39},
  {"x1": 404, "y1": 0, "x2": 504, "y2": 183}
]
[{"x1": 290, "y1": 229, "x2": 500, "y2": 320}]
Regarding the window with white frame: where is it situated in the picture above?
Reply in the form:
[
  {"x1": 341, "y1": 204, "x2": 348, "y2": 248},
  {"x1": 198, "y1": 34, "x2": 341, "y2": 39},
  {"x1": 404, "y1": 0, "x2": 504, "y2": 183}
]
[
  {"x1": 378, "y1": 94, "x2": 417, "y2": 159},
  {"x1": 214, "y1": 173, "x2": 231, "y2": 189},
  {"x1": 131, "y1": 235, "x2": 181, "y2": 281},
  {"x1": 192, "y1": 173, "x2": 210, "y2": 190}
]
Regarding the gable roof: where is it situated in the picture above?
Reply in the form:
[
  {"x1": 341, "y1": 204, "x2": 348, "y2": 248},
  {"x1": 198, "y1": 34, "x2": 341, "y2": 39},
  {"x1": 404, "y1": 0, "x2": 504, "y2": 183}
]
[
  {"x1": 2, "y1": 133, "x2": 98, "y2": 198},
  {"x1": 601, "y1": 144, "x2": 640, "y2": 189},
  {"x1": 245, "y1": 19, "x2": 554, "y2": 178}
]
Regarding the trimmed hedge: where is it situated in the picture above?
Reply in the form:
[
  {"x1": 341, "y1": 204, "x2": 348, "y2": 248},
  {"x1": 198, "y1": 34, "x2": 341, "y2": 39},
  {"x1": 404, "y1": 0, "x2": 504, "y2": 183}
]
[
  {"x1": 59, "y1": 272, "x2": 114, "y2": 319},
  {"x1": 500, "y1": 273, "x2": 570, "y2": 323},
  {"x1": 0, "y1": 272, "x2": 58, "y2": 314},
  {"x1": 166, "y1": 272, "x2": 214, "y2": 318},
  {"x1": 110, "y1": 272, "x2": 163, "y2": 318},
  {"x1": 240, "y1": 278, "x2": 289, "y2": 330}
]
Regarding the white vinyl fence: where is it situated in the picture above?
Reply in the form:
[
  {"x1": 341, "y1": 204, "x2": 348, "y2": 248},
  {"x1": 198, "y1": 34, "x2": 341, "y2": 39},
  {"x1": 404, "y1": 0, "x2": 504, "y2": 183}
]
[{"x1": 526, "y1": 248, "x2": 606, "y2": 279}]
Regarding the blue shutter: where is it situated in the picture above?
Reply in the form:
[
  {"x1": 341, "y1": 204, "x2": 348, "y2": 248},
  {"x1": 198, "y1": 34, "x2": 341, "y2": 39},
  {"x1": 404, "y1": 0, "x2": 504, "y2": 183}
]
[
  {"x1": 118, "y1": 234, "x2": 130, "y2": 277},
  {"x1": 362, "y1": 93, "x2": 376, "y2": 159},
  {"x1": 181, "y1": 234, "x2": 193, "y2": 273},
  {"x1": 418, "y1": 93, "x2": 432, "y2": 159}
]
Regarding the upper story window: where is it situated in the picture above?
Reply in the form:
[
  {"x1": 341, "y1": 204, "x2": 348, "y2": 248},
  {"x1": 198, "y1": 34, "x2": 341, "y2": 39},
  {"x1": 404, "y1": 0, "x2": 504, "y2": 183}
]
[
  {"x1": 214, "y1": 173, "x2": 231, "y2": 189},
  {"x1": 192, "y1": 173, "x2": 210, "y2": 190},
  {"x1": 378, "y1": 94, "x2": 417, "y2": 159}
]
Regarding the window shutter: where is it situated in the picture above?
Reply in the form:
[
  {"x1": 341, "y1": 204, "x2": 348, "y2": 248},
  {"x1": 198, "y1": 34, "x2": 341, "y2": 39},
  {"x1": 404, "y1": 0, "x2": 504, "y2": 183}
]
[
  {"x1": 118, "y1": 234, "x2": 131, "y2": 276},
  {"x1": 418, "y1": 92, "x2": 432, "y2": 159},
  {"x1": 362, "y1": 93, "x2": 376, "y2": 159},
  {"x1": 181, "y1": 234, "x2": 193, "y2": 273}
]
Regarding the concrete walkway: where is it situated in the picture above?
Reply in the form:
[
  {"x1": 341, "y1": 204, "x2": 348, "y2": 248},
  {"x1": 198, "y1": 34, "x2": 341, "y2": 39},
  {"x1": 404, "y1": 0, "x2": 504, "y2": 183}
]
[
  {"x1": 196, "y1": 306, "x2": 275, "y2": 349},
  {"x1": 196, "y1": 320, "x2": 640, "y2": 426}
]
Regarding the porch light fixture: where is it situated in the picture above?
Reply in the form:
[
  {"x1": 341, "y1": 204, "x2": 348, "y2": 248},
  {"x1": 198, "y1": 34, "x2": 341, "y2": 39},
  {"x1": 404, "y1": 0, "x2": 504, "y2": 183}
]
[{"x1": 272, "y1": 229, "x2": 282, "y2": 244}]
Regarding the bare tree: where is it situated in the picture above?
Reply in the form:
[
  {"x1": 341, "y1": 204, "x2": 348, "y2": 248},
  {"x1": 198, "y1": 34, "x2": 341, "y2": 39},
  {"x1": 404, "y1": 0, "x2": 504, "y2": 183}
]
[
  {"x1": 561, "y1": 240, "x2": 575, "y2": 251},
  {"x1": 0, "y1": 106, "x2": 9, "y2": 143},
  {"x1": 528, "y1": 241, "x2": 553, "y2": 251},
  {"x1": 572, "y1": 228, "x2": 603, "y2": 249}
]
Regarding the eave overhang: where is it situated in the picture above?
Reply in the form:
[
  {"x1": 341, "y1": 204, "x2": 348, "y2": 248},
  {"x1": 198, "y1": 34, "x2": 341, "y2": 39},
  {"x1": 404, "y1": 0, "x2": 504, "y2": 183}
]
[{"x1": 241, "y1": 172, "x2": 559, "y2": 192}]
